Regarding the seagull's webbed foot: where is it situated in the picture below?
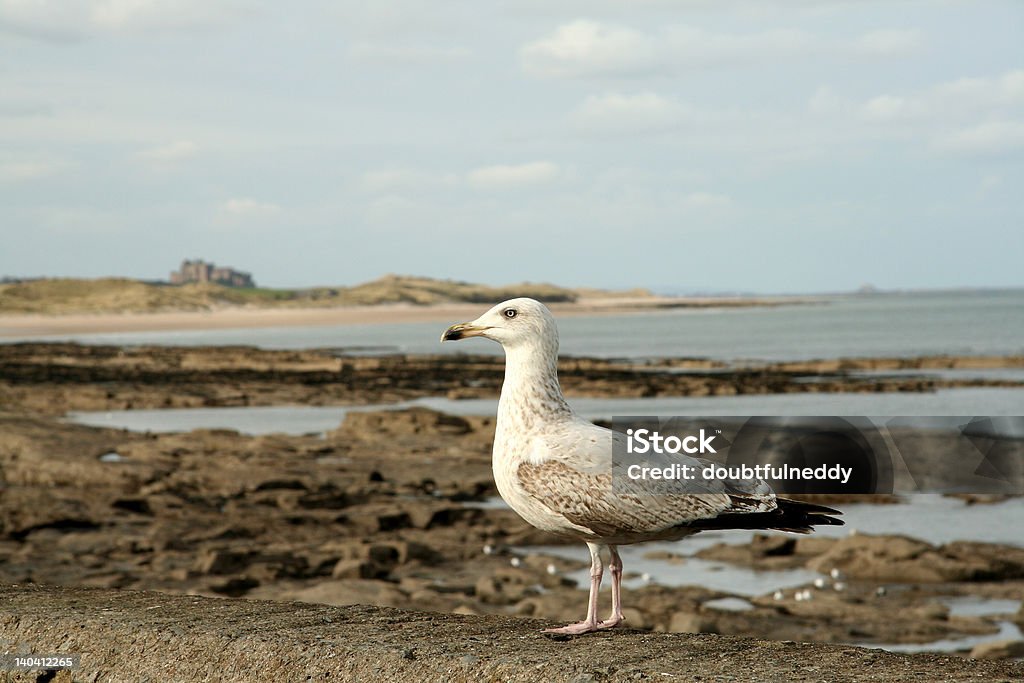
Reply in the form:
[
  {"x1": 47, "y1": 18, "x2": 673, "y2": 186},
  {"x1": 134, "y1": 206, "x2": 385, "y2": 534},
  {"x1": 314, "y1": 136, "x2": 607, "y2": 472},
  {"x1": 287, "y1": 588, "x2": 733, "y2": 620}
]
[
  {"x1": 597, "y1": 615, "x2": 624, "y2": 629},
  {"x1": 544, "y1": 543, "x2": 606, "y2": 635},
  {"x1": 543, "y1": 619, "x2": 602, "y2": 635}
]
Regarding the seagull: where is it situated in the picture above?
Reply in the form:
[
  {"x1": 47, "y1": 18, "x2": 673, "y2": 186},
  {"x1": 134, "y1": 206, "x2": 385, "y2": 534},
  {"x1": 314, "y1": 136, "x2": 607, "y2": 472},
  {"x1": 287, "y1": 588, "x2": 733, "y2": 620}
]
[{"x1": 442, "y1": 298, "x2": 842, "y2": 635}]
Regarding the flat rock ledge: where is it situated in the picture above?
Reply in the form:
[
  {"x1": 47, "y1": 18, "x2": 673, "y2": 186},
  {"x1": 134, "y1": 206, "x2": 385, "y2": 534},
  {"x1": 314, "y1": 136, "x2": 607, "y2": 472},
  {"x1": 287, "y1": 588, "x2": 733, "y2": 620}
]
[{"x1": 1, "y1": 584, "x2": 1021, "y2": 683}]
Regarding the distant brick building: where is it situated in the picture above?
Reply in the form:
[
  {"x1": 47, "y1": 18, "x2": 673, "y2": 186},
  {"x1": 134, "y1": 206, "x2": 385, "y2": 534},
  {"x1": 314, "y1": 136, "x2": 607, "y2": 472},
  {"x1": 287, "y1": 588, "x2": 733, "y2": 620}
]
[{"x1": 170, "y1": 260, "x2": 255, "y2": 288}]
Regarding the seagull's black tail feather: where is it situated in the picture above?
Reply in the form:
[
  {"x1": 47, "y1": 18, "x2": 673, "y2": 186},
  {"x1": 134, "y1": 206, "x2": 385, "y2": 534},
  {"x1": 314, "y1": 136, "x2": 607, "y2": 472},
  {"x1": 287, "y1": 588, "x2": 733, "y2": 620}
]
[{"x1": 688, "y1": 497, "x2": 844, "y2": 534}]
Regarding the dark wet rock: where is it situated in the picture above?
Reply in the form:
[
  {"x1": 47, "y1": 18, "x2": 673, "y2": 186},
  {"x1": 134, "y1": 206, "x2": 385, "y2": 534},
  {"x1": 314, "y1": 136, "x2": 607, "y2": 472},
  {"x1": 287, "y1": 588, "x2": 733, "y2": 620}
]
[
  {"x1": 333, "y1": 407, "x2": 477, "y2": 438},
  {"x1": 343, "y1": 508, "x2": 414, "y2": 534},
  {"x1": 194, "y1": 549, "x2": 255, "y2": 575},
  {"x1": 4, "y1": 343, "x2": 1019, "y2": 417},
  {"x1": 332, "y1": 559, "x2": 388, "y2": 580},
  {"x1": 282, "y1": 579, "x2": 409, "y2": 608},
  {"x1": 112, "y1": 497, "x2": 154, "y2": 515},
  {"x1": 209, "y1": 576, "x2": 260, "y2": 597},
  {"x1": 695, "y1": 533, "x2": 834, "y2": 571},
  {"x1": 807, "y1": 534, "x2": 1024, "y2": 583}
]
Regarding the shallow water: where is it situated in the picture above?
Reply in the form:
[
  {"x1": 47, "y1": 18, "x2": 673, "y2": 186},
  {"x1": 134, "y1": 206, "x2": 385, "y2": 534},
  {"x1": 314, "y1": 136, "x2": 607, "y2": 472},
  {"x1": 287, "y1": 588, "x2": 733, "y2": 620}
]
[
  {"x1": 848, "y1": 368, "x2": 1024, "y2": 382},
  {"x1": 940, "y1": 596, "x2": 1022, "y2": 618},
  {"x1": 66, "y1": 405, "x2": 355, "y2": 436},
  {"x1": 856, "y1": 620, "x2": 1024, "y2": 654}
]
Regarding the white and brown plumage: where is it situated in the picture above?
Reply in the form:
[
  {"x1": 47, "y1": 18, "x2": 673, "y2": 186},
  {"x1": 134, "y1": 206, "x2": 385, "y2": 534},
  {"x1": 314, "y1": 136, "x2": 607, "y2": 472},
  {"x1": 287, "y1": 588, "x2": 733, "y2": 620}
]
[{"x1": 442, "y1": 298, "x2": 842, "y2": 635}]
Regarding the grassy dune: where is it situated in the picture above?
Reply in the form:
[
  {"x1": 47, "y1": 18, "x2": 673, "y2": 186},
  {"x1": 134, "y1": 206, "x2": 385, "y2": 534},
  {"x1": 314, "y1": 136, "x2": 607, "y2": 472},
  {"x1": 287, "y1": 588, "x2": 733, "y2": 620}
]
[{"x1": 0, "y1": 275, "x2": 637, "y2": 314}]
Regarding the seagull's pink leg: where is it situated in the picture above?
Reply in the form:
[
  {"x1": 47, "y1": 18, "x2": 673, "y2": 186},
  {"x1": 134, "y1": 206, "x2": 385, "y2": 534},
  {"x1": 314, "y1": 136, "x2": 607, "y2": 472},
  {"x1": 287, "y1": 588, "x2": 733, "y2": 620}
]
[
  {"x1": 598, "y1": 545, "x2": 624, "y2": 629},
  {"x1": 544, "y1": 542, "x2": 604, "y2": 634}
]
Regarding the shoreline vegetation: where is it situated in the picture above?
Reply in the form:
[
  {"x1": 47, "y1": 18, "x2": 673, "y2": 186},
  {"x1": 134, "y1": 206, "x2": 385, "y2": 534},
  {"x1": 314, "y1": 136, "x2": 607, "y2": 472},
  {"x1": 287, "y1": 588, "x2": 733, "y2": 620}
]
[
  {"x1": 0, "y1": 274, "x2": 814, "y2": 338},
  {"x1": 0, "y1": 274, "x2": 605, "y2": 315}
]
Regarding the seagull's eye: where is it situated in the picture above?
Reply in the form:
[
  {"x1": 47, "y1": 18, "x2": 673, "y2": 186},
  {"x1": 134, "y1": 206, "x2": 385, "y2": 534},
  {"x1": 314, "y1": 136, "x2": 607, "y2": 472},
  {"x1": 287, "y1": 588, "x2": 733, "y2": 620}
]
[{"x1": 503, "y1": 308, "x2": 518, "y2": 319}]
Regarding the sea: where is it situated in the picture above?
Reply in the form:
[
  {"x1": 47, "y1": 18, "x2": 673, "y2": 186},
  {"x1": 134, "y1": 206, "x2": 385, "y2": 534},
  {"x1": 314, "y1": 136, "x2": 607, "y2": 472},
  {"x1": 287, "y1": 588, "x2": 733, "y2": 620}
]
[
  {"x1": 6, "y1": 289, "x2": 1024, "y2": 362},
  {"x1": 14, "y1": 289, "x2": 1022, "y2": 422}
]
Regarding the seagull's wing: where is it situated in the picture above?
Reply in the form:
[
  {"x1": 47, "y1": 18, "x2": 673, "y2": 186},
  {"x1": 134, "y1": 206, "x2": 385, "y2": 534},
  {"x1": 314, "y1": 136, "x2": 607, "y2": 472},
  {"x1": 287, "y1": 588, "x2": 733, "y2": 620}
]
[{"x1": 516, "y1": 420, "x2": 778, "y2": 539}]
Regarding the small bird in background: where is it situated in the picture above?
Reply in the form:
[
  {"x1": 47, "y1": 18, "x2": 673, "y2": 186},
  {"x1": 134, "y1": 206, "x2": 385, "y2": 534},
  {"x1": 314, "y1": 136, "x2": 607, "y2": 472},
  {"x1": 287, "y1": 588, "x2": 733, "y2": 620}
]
[{"x1": 443, "y1": 298, "x2": 842, "y2": 635}]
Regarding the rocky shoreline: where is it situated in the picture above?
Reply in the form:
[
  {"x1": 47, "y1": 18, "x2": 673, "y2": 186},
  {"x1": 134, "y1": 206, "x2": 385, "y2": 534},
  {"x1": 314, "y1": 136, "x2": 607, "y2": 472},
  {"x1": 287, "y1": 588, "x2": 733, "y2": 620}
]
[
  {"x1": 1, "y1": 342, "x2": 1022, "y2": 669},
  {"x1": 1, "y1": 343, "x2": 1021, "y2": 416}
]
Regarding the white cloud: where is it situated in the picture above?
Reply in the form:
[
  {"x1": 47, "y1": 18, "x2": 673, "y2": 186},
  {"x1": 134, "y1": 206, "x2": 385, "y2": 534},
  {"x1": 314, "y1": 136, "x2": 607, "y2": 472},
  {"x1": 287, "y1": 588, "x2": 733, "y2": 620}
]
[
  {"x1": 933, "y1": 121, "x2": 1024, "y2": 156},
  {"x1": 570, "y1": 92, "x2": 690, "y2": 133},
  {"x1": 220, "y1": 198, "x2": 281, "y2": 216},
  {"x1": 521, "y1": 20, "x2": 659, "y2": 78},
  {"x1": 90, "y1": 0, "x2": 239, "y2": 31},
  {"x1": 855, "y1": 28, "x2": 924, "y2": 57},
  {"x1": 859, "y1": 94, "x2": 926, "y2": 122},
  {"x1": 859, "y1": 69, "x2": 1024, "y2": 124},
  {"x1": 521, "y1": 20, "x2": 920, "y2": 79},
  {"x1": 0, "y1": 0, "x2": 246, "y2": 40},
  {"x1": 466, "y1": 162, "x2": 562, "y2": 189},
  {"x1": 138, "y1": 140, "x2": 198, "y2": 164},
  {"x1": 931, "y1": 70, "x2": 1024, "y2": 109}
]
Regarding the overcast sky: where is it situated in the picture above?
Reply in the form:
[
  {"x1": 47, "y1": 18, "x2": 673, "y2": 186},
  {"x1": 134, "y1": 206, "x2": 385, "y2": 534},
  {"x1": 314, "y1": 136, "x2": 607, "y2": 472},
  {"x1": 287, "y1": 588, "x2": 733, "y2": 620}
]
[{"x1": 1, "y1": 1, "x2": 1021, "y2": 293}]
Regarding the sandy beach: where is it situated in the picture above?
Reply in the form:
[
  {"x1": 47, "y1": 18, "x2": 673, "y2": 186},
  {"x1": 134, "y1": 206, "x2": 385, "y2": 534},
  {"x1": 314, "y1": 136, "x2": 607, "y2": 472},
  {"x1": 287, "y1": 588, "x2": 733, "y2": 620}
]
[{"x1": 0, "y1": 296, "x2": 805, "y2": 339}]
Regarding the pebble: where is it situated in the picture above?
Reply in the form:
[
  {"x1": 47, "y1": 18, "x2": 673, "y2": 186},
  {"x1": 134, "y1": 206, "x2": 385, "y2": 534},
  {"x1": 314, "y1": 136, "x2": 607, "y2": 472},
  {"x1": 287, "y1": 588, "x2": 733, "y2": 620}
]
[{"x1": 509, "y1": 557, "x2": 521, "y2": 567}]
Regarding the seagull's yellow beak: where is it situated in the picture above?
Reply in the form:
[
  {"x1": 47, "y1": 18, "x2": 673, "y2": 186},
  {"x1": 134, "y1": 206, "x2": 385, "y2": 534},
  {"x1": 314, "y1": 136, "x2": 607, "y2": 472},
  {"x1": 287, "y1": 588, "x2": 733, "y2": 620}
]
[{"x1": 441, "y1": 321, "x2": 488, "y2": 342}]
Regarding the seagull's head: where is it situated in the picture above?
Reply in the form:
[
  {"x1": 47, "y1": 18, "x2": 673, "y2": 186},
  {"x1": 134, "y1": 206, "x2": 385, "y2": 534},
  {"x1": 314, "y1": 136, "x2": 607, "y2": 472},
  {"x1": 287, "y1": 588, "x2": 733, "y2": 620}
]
[{"x1": 441, "y1": 297, "x2": 558, "y2": 350}]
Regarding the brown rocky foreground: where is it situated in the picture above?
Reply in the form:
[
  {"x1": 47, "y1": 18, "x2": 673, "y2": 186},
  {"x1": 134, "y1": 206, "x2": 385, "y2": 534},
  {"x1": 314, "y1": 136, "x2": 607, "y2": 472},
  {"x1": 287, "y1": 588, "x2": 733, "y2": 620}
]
[
  {"x1": 2, "y1": 342, "x2": 1023, "y2": 678},
  {"x1": 2, "y1": 406, "x2": 1022, "y2": 651},
  {"x1": 2, "y1": 584, "x2": 1022, "y2": 683}
]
